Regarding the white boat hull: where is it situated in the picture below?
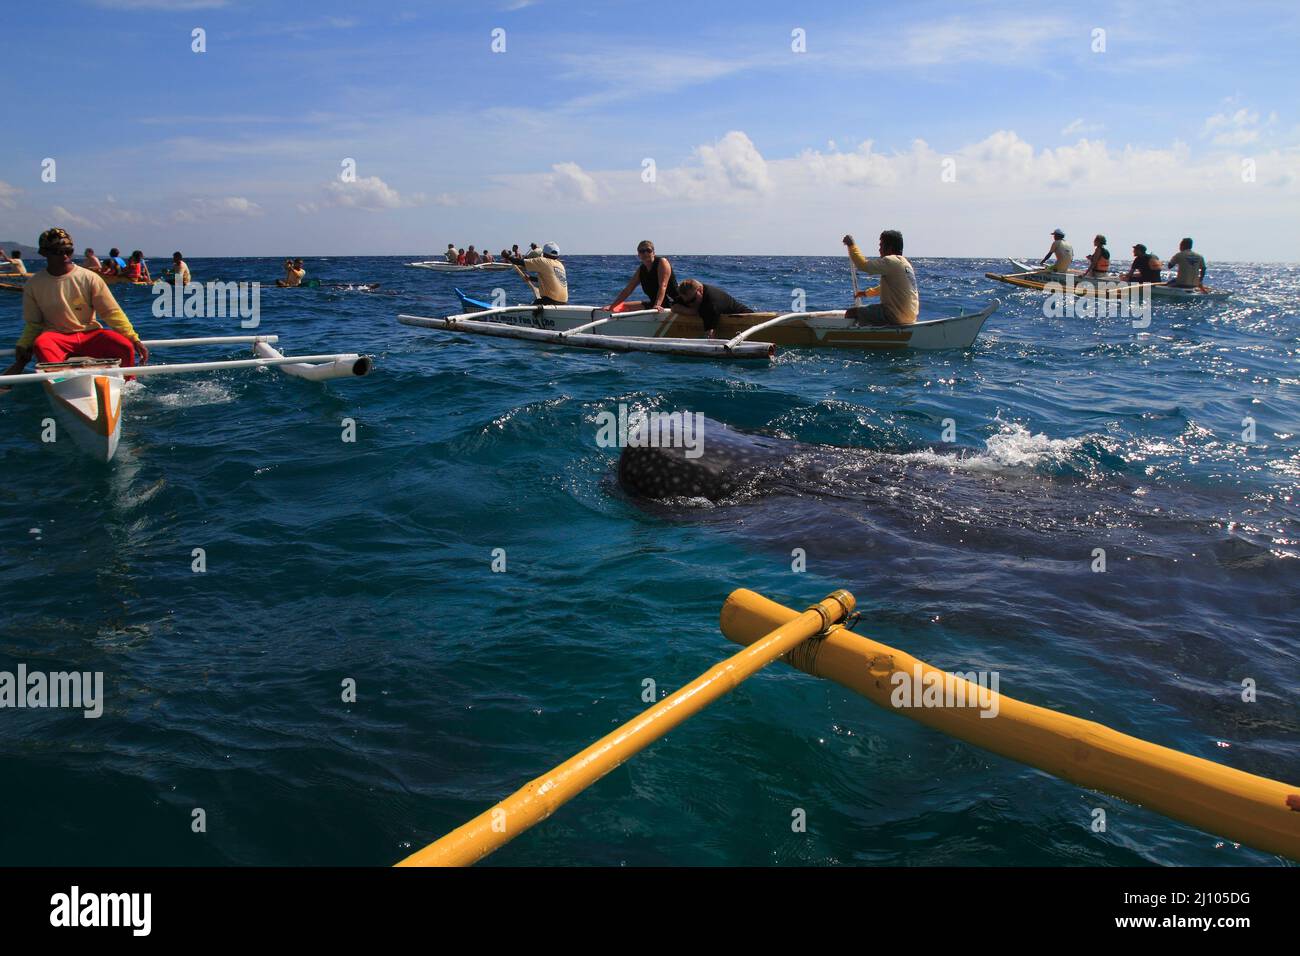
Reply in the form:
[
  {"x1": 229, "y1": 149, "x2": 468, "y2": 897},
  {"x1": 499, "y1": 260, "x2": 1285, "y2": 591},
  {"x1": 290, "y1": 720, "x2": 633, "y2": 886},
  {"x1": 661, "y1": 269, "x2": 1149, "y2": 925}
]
[
  {"x1": 424, "y1": 301, "x2": 998, "y2": 351},
  {"x1": 43, "y1": 372, "x2": 123, "y2": 462},
  {"x1": 406, "y1": 261, "x2": 514, "y2": 273}
]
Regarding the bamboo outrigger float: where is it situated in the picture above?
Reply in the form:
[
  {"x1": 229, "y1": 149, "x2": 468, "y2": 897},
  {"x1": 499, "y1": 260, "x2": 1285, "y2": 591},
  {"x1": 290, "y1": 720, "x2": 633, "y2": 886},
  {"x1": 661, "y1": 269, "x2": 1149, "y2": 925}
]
[
  {"x1": 0, "y1": 335, "x2": 374, "y2": 461},
  {"x1": 397, "y1": 589, "x2": 1300, "y2": 866}
]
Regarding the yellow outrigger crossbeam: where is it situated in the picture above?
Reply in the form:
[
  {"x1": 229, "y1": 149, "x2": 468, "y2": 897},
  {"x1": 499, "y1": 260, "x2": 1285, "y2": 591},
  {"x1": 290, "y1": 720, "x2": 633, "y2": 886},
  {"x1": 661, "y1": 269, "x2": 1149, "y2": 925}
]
[
  {"x1": 398, "y1": 588, "x2": 1300, "y2": 865},
  {"x1": 396, "y1": 589, "x2": 856, "y2": 866},
  {"x1": 721, "y1": 589, "x2": 1300, "y2": 861}
]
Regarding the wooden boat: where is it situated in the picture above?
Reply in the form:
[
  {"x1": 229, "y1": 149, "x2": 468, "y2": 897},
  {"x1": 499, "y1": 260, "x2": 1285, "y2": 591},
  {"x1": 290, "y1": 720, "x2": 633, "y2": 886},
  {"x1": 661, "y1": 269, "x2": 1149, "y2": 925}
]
[
  {"x1": 406, "y1": 260, "x2": 514, "y2": 273},
  {"x1": 0, "y1": 335, "x2": 373, "y2": 462},
  {"x1": 998, "y1": 258, "x2": 1230, "y2": 301},
  {"x1": 442, "y1": 289, "x2": 998, "y2": 352}
]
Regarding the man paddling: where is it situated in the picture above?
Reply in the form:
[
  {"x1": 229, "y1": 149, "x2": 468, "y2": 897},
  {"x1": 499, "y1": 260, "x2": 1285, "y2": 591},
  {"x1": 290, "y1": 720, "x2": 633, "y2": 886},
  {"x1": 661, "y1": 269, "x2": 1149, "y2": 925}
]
[
  {"x1": 1166, "y1": 238, "x2": 1207, "y2": 289},
  {"x1": 1040, "y1": 229, "x2": 1074, "y2": 273},
  {"x1": 841, "y1": 230, "x2": 919, "y2": 326},
  {"x1": 1, "y1": 228, "x2": 147, "y2": 384},
  {"x1": 276, "y1": 258, "x2": 306, "y2": 288},
  {"x1": 1121, "y1": 244, "x2": 1163, "y2": 283},
  {"x1": 671, "y1": 279, "x2": 754, "y2": 339},
  {"x1": 1, "y1": 250, "x2": 26, "y2": 275},
  {"x1": 507, "y1": 241, "x2": 568, "y2": 305}
]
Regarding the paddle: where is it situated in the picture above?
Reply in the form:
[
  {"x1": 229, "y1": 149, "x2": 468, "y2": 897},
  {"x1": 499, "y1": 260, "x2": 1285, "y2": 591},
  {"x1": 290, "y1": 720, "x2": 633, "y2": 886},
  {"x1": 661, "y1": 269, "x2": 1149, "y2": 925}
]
[
  {"x1": 849, "y1": 262, "x2": 880, "y2": 301},
  {"x1": 512, "y1": 264, "x2": 539, "y2": 299}
]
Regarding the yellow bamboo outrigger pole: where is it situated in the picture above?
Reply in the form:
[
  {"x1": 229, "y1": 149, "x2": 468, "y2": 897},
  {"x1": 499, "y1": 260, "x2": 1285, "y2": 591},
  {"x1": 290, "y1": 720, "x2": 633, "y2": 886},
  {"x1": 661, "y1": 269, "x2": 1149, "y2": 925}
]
[
  {"x1": 396, "y1": 590, "x2": 856, "y2": 866},
  {"x1": 721, "y1": 589, "x2": 1300, "y2": 861}
]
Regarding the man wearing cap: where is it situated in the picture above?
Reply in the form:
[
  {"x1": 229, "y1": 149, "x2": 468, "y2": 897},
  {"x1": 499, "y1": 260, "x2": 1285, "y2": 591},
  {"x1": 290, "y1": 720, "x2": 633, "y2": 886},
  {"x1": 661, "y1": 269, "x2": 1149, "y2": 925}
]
[
  {"x1": 1040, "y1": 229, "x2": 1074, "y2": 273},
  {"x1": 1, "y1": 228, "x2": 147, "y2": 379},
  {"x1": 507, "y1": 242, "x2": 567, "y2": 304},
  {"x1": 1122, "y1": 244, "x2": 1163, "y2": 283}
]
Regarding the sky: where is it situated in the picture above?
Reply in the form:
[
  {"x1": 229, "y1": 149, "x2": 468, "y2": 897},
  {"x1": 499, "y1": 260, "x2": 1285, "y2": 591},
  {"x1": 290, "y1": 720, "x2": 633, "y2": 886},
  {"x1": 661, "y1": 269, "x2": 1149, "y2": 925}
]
[{"x1": 0, "y1": 0, "x2": 1297, "y2": 260}]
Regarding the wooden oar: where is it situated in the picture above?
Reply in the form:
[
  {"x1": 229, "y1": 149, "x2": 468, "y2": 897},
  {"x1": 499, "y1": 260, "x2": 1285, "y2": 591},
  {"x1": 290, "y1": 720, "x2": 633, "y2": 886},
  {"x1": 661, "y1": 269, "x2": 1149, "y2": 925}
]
[
  {"x1": 512, "y1": 264, "x2": 539, "y2": 299},
  {"x1": 849, "y1": 262, "x2": 880, "y2": 300}
]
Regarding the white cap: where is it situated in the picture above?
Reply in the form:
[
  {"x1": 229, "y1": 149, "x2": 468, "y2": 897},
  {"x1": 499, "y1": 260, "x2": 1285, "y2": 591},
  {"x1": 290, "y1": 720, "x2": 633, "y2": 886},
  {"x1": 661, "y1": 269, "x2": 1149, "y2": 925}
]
[{"x1": 542, "y1": 241, "x2": 560, "y2": 256}]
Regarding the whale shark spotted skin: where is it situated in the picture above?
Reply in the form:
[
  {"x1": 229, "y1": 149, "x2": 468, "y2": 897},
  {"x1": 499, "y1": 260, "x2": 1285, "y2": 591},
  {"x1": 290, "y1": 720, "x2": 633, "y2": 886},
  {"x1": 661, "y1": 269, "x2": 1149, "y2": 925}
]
[{"x1": 617, "y1": 417, "x2": 813, "y2": 502}]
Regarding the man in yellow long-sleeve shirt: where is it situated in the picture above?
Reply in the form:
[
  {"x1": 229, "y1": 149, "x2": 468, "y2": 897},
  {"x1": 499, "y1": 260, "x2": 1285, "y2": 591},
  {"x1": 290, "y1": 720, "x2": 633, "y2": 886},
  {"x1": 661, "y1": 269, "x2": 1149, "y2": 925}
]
[
  {"x1": 842, "y1": 230, "x2": 919, "y2": 325},
  {"x1": 1, "y1": 227, "x2": 147, "y2": 379}
]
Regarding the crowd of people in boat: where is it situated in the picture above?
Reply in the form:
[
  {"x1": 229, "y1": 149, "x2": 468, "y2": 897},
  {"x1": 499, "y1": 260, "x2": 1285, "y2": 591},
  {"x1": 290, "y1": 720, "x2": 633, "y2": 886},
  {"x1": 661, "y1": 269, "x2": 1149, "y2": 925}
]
[
  {"x1": 487, "y1": 232, "x2": 921, "y2": 336},
  {"x1": 1038, "y1": 229, "x2": 1210, "y2": 289},
  {"x1": 442, "y1": 242, "x2": 555, "y2": 265},
  {"x1": 1, "y1": 245, "x2": 192, "y2": 285}
]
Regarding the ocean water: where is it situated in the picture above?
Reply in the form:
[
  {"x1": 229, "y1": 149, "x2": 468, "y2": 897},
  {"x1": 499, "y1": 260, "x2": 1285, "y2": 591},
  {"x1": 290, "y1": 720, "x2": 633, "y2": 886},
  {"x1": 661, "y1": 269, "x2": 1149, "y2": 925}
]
[{"x1": 1, "y1": 255, "x2": 1296, "y2": 866}]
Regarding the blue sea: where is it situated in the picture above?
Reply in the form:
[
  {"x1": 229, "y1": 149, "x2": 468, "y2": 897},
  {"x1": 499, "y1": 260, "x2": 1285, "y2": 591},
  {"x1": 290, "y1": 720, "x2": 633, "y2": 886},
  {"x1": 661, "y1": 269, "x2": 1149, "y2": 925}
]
[{"x1": 1, "y1": 255, "x2": 1296, "y2": 866}]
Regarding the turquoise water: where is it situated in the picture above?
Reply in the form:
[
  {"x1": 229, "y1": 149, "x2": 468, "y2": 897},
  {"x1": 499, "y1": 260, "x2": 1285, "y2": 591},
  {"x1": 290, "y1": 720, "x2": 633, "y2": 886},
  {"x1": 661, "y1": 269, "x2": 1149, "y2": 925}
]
[{"x1": 1, "y1": 255, "x2": 1296, "y2": 866}]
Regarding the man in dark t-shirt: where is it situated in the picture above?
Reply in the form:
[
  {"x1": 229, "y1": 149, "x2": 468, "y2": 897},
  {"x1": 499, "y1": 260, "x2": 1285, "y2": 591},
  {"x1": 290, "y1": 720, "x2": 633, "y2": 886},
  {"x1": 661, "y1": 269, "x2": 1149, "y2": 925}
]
[
  {"x1": 1122, "y1": 243, "x2": 1164, "y2": 283},
  {"x1": 672, "y1": 279, "x2": 754, "y2": 337}
]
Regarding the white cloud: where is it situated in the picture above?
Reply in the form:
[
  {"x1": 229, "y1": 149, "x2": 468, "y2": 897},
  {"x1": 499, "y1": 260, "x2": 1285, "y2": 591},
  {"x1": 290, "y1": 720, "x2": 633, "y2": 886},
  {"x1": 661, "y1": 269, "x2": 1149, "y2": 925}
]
[
  {"x1": 172, "y1": 197, "x2": 263, "y2": 222},
  {"x1": 899, "y1": 15, "x2": 1071, "y2": 66},
  {"x1": 545, "y1": 162, "x2": 600, "y2": 203},
  {"x1": 797, "y1": 140, "x2": 899, "y2": 188},
  {"x1": 322, "y1": 175, "x2": 421, "y2": 210},
  {"x1": 92, "y1": 0, "x2": 228, "y2": 8},
  {"x1": 659, "y1": 131, "x2": 772, "y2": 200},
  {"x1": 1061, "y1": 118, "x2": 1104, "y2": 137},
  {"x1": 51, "y1": 206, "x2": 98, "y2": 230},
  {"x1": 0, "y1": 180, "x2": 18, "y2": 209},
  {"x1": 1202, "y1": 108, "x2": 1263, "y2": 146}
]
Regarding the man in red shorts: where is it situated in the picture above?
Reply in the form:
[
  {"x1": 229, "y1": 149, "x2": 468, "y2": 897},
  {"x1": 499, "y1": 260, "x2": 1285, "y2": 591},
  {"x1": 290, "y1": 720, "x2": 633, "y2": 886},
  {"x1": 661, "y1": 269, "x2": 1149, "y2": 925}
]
[{"x1": 1, "y1": 227, "x2": 147, "y2": 379}]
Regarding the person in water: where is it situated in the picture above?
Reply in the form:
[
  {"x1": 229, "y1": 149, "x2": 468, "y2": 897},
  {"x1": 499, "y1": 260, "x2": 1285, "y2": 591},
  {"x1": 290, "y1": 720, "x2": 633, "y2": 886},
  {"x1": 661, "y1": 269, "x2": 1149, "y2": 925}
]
[
  {"x1": 1, "y1": 250, "x2": 26, "y2": 275},
  {"x1": 82, "y1": 247, "x2": 102, "y2": 271},
  {"x1": 1083, "y1": 235, "x2": 1110, "y2": 276},
  {"x1": 842, "y1": 230, "x2": 919, "y2": 326},
  {"x1": 507, "y1": 241, "x2": 568, "y2": 305},
  {"x1": 276, "y1": 258, "x2": 306, "y2": 288},
  {"x1": 671, "y1": 279, "x2": 754, "y2": 338},
  {"x1": 444, "y1": 244, "x2": 458, "y2": 263},
  {"x1": 607, "y1": 240, "x2": 677, "y2": 311},
  {"x1": 123, "y1": 250, "x2": 151, "y2": 282},
  {"x1": 1040, "y1": 229, "x2": 1074, "y2": 273},
  {"x1": 1122, "y1": 244, "x2": 1163, "y2": 283},
  {"x1": 1166, "y1": 238, "x2": 1207, "y2": 289},
  {"x1": 1, "y1": 227, "x2": 147, "y2": 381}
]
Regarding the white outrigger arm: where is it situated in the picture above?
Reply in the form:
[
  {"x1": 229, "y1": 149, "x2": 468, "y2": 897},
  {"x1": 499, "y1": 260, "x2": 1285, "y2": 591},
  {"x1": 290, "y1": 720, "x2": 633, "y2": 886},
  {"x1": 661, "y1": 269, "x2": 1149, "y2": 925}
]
[
  {"x1": 398, "y1": 313, "x2": 774, "y2": 359},
  {"x1": 0, "y1": 335, "x2": 373, "y2": 386},
  {"x1": 723, "y1": 311, "x2": 847, "y2": 350}
]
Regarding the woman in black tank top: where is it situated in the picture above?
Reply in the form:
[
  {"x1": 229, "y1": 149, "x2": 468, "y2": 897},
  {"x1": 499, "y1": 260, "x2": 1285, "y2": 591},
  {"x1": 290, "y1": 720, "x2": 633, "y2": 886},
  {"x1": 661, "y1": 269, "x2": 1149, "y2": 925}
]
[{"x1": 606, "y1": 240, "x2": 677, "y2": 310}]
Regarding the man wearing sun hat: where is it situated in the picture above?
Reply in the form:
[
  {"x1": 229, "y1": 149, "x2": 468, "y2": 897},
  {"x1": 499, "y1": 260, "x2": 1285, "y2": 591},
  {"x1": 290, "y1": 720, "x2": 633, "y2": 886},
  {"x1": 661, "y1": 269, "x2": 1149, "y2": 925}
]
[
  {"x1": 507, "y1": 241, "x2": 568, "y2": 305},
  {"x1": 1039, "y1": 228, "x2": 1074, "y2": 273},
  {"x1": 1, "y1": 227, "x2": 147, "y2": 378}
]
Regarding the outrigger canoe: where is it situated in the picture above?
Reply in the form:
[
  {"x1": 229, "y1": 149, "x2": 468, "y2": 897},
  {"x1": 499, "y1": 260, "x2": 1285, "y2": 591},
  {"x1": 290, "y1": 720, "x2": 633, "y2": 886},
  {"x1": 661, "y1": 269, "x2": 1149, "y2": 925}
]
[
  {"x1": 0, "y1": 335, "x2": 373, "y2": 462},
  {"x1": 996, "y1": 259, "x2": 1230, "y2": 301},
  {"x1": 406, "y1": 261, "x2": 514, "y2": 273},
  {"x1": 432, "y1": 289, "x2": 999, "y2": 354}
]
